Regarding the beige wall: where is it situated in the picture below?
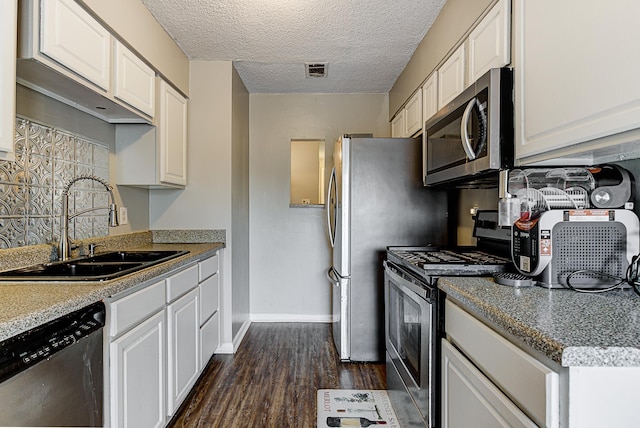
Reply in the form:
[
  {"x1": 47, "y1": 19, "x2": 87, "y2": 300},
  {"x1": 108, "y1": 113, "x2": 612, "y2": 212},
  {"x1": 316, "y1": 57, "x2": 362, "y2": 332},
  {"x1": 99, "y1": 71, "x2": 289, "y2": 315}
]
[
  {"x1": 249, "y1": 93, "x2": 389, "y2": 320},
  {"x1": 149, "y1": 61, "x2": 232, "y2": 347},
  {"x1": 231, "y1": 65, "x2": 250, "y2": 343},
  {"x1": 149, "y1": 61, "x2": 250, "y2": 351},
  {"x1": 389, "y1": 0, "x2": 494, "y2": 118},
  {"x1": 79, "y1": 0, "x2": 189, "y2": 95}
]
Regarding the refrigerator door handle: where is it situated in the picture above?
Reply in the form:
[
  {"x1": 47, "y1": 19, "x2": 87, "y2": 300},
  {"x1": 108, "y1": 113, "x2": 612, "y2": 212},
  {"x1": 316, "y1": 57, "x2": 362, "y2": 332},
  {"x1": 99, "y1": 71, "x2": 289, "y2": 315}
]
[
  {"x1": 326, "y1": 167, "x2": 337, "y2": 248},
  {"x1": 326, "y1": 266, "x2": 340, "y2": 286}
]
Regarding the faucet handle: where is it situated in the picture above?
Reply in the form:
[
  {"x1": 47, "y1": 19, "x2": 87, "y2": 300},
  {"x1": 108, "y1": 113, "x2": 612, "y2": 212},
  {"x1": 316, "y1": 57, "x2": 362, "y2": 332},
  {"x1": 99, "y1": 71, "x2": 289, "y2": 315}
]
[{"x1": 88, "y1": 243, "x2": 104, "y2": 257}]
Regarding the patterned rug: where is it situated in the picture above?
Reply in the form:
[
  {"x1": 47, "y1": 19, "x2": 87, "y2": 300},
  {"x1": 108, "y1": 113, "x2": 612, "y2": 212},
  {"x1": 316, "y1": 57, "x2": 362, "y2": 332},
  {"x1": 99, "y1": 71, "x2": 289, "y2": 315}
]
[{"x1": 317, "y1": 389, "x2": 400, "y2": 427}]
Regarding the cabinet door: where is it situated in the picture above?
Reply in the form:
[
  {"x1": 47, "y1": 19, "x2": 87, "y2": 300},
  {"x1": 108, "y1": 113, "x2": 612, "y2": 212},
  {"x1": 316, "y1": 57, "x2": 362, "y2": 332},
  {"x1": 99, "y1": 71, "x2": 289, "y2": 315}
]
[
  {"x1": 0, "y1": 0, "x2": 17, "y2": 154},
  {"x1": 158, "y1": 80, "x2": 188, "y2": 186},
  {"x1": 442, "y1": 340, "x2": 537, "y2": 428},
  {"x1": 110, "y1": 311, "x2": 166, "y2": 428},
  {"x1": 391, "y1": 110, "x2": 405, "y2": 137},
  {"x1": 167, "y1": 287, "x2": 200, "y2": 416},
  {"x1": 468, "y1": 0, "x2": 510, "y2": 84},
  {"x1": 438, "y1": 44, "x2": 466, "y2": 109},
  {"x1": 422, "y1": 72, "x2": 438, "y2": 125},
  {"x1": 200, "y1": 311, "x2": 219, "y2": 369},
  {"x1": 514, "y1": 0, "x2": 640, "y2": 162},
  {"x1": 114, "y1": 41, "x2": 155, "y2": 117},
  {"x1": 404, "y1": 90, "x2": 423, "y2": 136},
  {"x1": 40, "y1": 0, "x2": 111, "y2": 90}
]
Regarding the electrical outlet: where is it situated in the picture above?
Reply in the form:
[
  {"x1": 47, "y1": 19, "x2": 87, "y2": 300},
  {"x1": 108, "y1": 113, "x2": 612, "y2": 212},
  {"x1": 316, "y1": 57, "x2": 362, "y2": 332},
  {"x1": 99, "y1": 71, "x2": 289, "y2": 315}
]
[
  {"x1": 301, "y1": 199, "x2": 311, "y2": 204},
  {"x1": 119, "y1": 207, "x2": 128, "y2": 225}
]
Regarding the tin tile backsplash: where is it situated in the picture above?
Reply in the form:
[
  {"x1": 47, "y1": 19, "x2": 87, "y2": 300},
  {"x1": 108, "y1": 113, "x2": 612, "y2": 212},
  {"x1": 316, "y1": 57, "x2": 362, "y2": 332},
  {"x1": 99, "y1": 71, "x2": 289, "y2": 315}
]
[{"x1": 0, "y1": 118, "x2": 110, "y2": 248}]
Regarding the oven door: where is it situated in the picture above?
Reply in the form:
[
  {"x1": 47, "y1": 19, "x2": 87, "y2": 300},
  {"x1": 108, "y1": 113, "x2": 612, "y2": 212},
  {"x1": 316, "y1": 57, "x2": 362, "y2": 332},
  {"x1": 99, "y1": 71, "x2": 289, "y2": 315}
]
[{"x1": 384, "y1": 260, "x2": 436, "y2": 427}]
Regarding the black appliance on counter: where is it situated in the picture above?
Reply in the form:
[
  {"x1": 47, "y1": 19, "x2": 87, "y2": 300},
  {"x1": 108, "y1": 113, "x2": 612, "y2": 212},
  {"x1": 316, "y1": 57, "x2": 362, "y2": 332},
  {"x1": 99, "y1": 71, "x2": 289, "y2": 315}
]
[{"x1": 384, "y1": 211, "x2": 513, "y2": 428}]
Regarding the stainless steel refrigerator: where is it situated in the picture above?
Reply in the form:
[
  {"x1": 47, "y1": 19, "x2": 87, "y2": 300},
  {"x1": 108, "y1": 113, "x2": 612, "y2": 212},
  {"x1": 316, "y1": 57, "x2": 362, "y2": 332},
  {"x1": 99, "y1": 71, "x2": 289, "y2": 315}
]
[{"x1": 326, "y1": 134, "x2": 448, "y2": 362}]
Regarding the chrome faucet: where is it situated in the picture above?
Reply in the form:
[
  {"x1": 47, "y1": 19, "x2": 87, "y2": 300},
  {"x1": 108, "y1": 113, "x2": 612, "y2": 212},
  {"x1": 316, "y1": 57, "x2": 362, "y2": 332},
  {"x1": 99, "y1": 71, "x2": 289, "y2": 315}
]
[{"x1": 58, "y1": 175, "x2": 119, "y2": 261}]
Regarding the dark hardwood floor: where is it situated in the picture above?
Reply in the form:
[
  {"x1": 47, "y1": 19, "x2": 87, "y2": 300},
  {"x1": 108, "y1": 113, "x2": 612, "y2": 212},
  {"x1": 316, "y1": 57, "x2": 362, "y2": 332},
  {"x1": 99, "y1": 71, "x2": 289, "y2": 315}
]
[{"x1": 168, "y1": 323, "x2": 386, "y2": 428}]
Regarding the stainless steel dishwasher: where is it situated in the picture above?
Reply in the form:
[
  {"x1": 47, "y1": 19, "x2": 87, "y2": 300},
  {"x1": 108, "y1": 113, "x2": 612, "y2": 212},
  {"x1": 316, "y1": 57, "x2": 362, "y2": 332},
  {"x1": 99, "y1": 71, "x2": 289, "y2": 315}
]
[{"x1": 0, "y1": 301, "x2": 105, "y2": 427}]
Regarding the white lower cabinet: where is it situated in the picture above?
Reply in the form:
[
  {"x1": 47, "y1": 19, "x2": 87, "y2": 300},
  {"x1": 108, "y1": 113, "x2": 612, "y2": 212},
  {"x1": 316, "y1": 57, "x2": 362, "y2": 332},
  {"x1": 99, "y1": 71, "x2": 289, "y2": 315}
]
[
  {"x1": 198, "y1": 253, "x2": 220, "y2": 369},
  {"x1": 444, "y1": 300, "x2": 559, "y2": 427},
  {"x1": 200, "y1": 312, "x2": 219, "y2": 369},
  {"x1": 442, "y1": 340, "x2": 536, "y2": 428},
  {"x1": 106, "y1": 252, "x2": 222, "y2": 428},
  {"x1": 167, "y1": 287, "x2": 200, "y2": 416},
  {"x1": 110, "y1": 311, "x2": 166, "y2": 428}
]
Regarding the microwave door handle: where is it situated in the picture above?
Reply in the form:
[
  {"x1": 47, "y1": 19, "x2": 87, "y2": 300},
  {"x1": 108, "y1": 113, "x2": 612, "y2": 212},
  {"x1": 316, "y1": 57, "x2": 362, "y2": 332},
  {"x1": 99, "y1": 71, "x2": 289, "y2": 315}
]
[
  {"x1": 461, "y1": 98, "x2": 478, "y2": 160},
  {"x1": 326, "y1": 167, "x2": 336, "y2": 247}
]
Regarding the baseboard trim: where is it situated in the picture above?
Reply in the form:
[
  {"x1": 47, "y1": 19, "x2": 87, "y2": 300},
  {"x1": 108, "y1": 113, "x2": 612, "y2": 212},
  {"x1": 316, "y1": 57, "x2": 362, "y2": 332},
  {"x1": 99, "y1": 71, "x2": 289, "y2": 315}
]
[
  {"x1": 250, "y1": 314, "x2": 332, "y2": 323},
  {"x1": 233, "y1": 318, "x2": 251, "y2": 352}
]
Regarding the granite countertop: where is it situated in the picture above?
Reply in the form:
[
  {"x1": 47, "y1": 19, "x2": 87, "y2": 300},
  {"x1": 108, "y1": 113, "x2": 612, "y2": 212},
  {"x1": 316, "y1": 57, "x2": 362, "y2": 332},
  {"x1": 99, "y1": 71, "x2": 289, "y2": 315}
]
[
  {"x1": 0, "y1": 241, "x2": 224, "y2": 342},
  {"x1": 438, "y1": 277, "x2": 640, "y2": 368}
]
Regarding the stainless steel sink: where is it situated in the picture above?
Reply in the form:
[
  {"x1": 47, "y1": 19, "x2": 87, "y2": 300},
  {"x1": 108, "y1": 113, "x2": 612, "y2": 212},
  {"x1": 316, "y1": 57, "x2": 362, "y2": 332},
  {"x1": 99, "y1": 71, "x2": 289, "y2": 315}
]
[{"x1": 0, "y1": 250, "x2": 189, "y2": 281}]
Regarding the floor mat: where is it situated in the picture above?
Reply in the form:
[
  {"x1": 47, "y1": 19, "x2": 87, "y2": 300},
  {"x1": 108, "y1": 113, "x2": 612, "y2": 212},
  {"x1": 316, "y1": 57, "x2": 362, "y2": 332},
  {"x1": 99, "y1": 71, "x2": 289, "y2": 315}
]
[{"x1": 317, "y1": 389, "x2": 400, "y2": 427}]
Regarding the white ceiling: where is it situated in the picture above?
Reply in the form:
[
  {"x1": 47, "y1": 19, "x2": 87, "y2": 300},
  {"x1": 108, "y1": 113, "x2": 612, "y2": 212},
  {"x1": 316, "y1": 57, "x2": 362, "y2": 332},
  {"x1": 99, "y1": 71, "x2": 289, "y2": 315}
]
[{"x1": 140, "y1": 0, "x2": 447, "y2": 93}]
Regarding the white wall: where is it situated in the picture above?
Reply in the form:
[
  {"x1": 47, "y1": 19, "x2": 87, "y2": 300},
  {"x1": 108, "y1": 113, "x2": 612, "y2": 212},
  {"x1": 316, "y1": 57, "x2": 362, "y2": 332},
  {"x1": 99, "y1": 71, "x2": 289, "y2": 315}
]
[{"x1": 249, "y1": 93, "x2": 390, "y2": 321}]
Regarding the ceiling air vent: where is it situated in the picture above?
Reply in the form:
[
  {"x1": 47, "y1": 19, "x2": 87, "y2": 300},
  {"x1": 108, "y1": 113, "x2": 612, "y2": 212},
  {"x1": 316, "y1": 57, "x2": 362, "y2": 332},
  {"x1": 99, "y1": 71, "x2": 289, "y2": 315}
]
[{"x1": 305, "y1": 62, "x2": 328, "y2": 78}]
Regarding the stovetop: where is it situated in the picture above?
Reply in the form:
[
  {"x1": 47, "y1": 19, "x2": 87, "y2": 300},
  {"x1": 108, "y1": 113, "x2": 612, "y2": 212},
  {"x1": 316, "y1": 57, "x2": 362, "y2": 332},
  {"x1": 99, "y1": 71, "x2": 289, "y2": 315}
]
[
  {"x1": 387, "y1": 246, "x2": 512, "y2": 278},
  {"x1": 387, "y1": 211, "x2": 514, "y2": 279}
]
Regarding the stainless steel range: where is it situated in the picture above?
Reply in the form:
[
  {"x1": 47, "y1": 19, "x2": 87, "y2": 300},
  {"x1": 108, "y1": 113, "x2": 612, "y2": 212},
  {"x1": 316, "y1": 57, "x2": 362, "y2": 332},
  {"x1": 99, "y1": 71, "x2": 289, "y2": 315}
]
[{"x1": 384, "y1": 210, "x2": 512, "y2": 428}]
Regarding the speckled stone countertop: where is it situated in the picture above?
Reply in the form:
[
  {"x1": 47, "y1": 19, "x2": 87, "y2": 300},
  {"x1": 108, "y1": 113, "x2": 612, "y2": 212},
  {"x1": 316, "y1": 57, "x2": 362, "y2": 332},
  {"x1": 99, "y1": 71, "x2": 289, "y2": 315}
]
[
  {"x1": 438, "y1": 277, "x2": 640, "y2": 368},
  {"x1": 0, "y1": 232, "x2": 224, "y2": 342}
]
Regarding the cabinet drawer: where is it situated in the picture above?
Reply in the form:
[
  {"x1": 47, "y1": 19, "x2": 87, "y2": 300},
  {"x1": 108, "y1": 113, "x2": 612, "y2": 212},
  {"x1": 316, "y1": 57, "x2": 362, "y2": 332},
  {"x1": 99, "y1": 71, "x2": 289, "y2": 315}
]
[
  {"x1": 199, "y1": 273, "x2": 219, "y2": 325},
  {"x1": 445, "y1": 300, "x2": 559, "y2": 427},
  {"x1": 442, "y1": 339, "x2": 536, "y2": 428},
  {"x1": 109, "y1": 279, "x2": 165, "y2": 337},
  {"x1": 200, "y1": 312, "x2": 219, "y2": 369},
  {"x1": 198, "y1": 253, "x2": 219, "y2": 282},
  {"x1": 166, "y1": 264, "x2": 199, "y2": 302}
]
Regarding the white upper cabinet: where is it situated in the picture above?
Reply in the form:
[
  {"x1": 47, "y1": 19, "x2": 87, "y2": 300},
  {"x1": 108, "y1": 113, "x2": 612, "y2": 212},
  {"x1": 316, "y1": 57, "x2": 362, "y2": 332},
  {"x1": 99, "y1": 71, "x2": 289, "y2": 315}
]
[
  {"x1": 514, "y1": 0, "x2": 640, "y2": 163},
  {"x1": 404, "y1": 89, "x2": 423, "y2": 137},
  {"x1": 391, "y1": 109, "x2": 405, "y2": 137},
  {"x1": 0, "y1": 0, "x2": 17, "y2": 155},
  {"x1": 114, "y1": 40, "x2": 156, "y2": 117},
  {"x1": 40, "y1": 0, "x2": 111, "y2": 90},
  {"x1": 422, "y1": 71, "x2": 438, "y2": 125},
  {"x1": 438, "y1": 44, "x2": 466, "y2": 109},
  {"x1": 116, "y1": 78, "x2": 188, "y2": 188},
  {"x1": 468, "y1": 0, "x2": 511, "y2": 84},
  {"x1": 17, "y1": 0, "x2": 155, "y2": 123},
  {"x1": 158, "y1": 80, "x2": 188, "y2": 186}
]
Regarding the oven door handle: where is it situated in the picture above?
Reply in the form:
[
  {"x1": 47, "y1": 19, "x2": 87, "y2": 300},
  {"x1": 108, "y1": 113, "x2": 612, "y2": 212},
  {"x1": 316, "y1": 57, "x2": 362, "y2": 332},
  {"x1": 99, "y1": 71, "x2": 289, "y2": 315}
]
[{"x1": 384, "y1": 261, "x2": 430, "y2": 300}]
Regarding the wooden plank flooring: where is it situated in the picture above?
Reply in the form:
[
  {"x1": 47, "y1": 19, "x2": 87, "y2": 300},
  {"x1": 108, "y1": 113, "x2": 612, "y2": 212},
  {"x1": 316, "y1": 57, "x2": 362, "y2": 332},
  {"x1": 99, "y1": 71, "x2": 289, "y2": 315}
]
[{"x1": 168, "y1": 323, "x2": 386, "y2": 427}]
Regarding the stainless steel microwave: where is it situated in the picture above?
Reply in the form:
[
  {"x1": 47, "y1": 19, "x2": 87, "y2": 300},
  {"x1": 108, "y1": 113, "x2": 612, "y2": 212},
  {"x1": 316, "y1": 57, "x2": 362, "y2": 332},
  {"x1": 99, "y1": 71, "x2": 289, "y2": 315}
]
[{"x1": 423, "y1": 67, "x2": 513, "y2": 186}]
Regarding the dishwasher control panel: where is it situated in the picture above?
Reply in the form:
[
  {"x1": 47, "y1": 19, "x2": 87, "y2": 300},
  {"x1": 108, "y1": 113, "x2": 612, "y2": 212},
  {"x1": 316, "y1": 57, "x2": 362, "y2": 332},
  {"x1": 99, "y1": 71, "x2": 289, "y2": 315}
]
[{"x1": 0, "y1": 302, "x2": 105, "y2": 382}]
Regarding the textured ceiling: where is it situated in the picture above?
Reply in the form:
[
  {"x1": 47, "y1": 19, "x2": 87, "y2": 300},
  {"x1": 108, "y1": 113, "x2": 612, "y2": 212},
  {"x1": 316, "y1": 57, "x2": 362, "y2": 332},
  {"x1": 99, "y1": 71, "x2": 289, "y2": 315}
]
[{"x1": 141, "y1": 0, "x2": 447, "y2": 93}]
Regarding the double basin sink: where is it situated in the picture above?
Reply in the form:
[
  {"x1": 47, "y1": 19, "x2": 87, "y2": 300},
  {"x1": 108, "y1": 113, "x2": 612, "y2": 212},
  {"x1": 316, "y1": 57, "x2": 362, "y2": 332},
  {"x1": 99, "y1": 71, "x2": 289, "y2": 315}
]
[{"x1": 0, "y1": 250, "x2": 189, "y2": 281}]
